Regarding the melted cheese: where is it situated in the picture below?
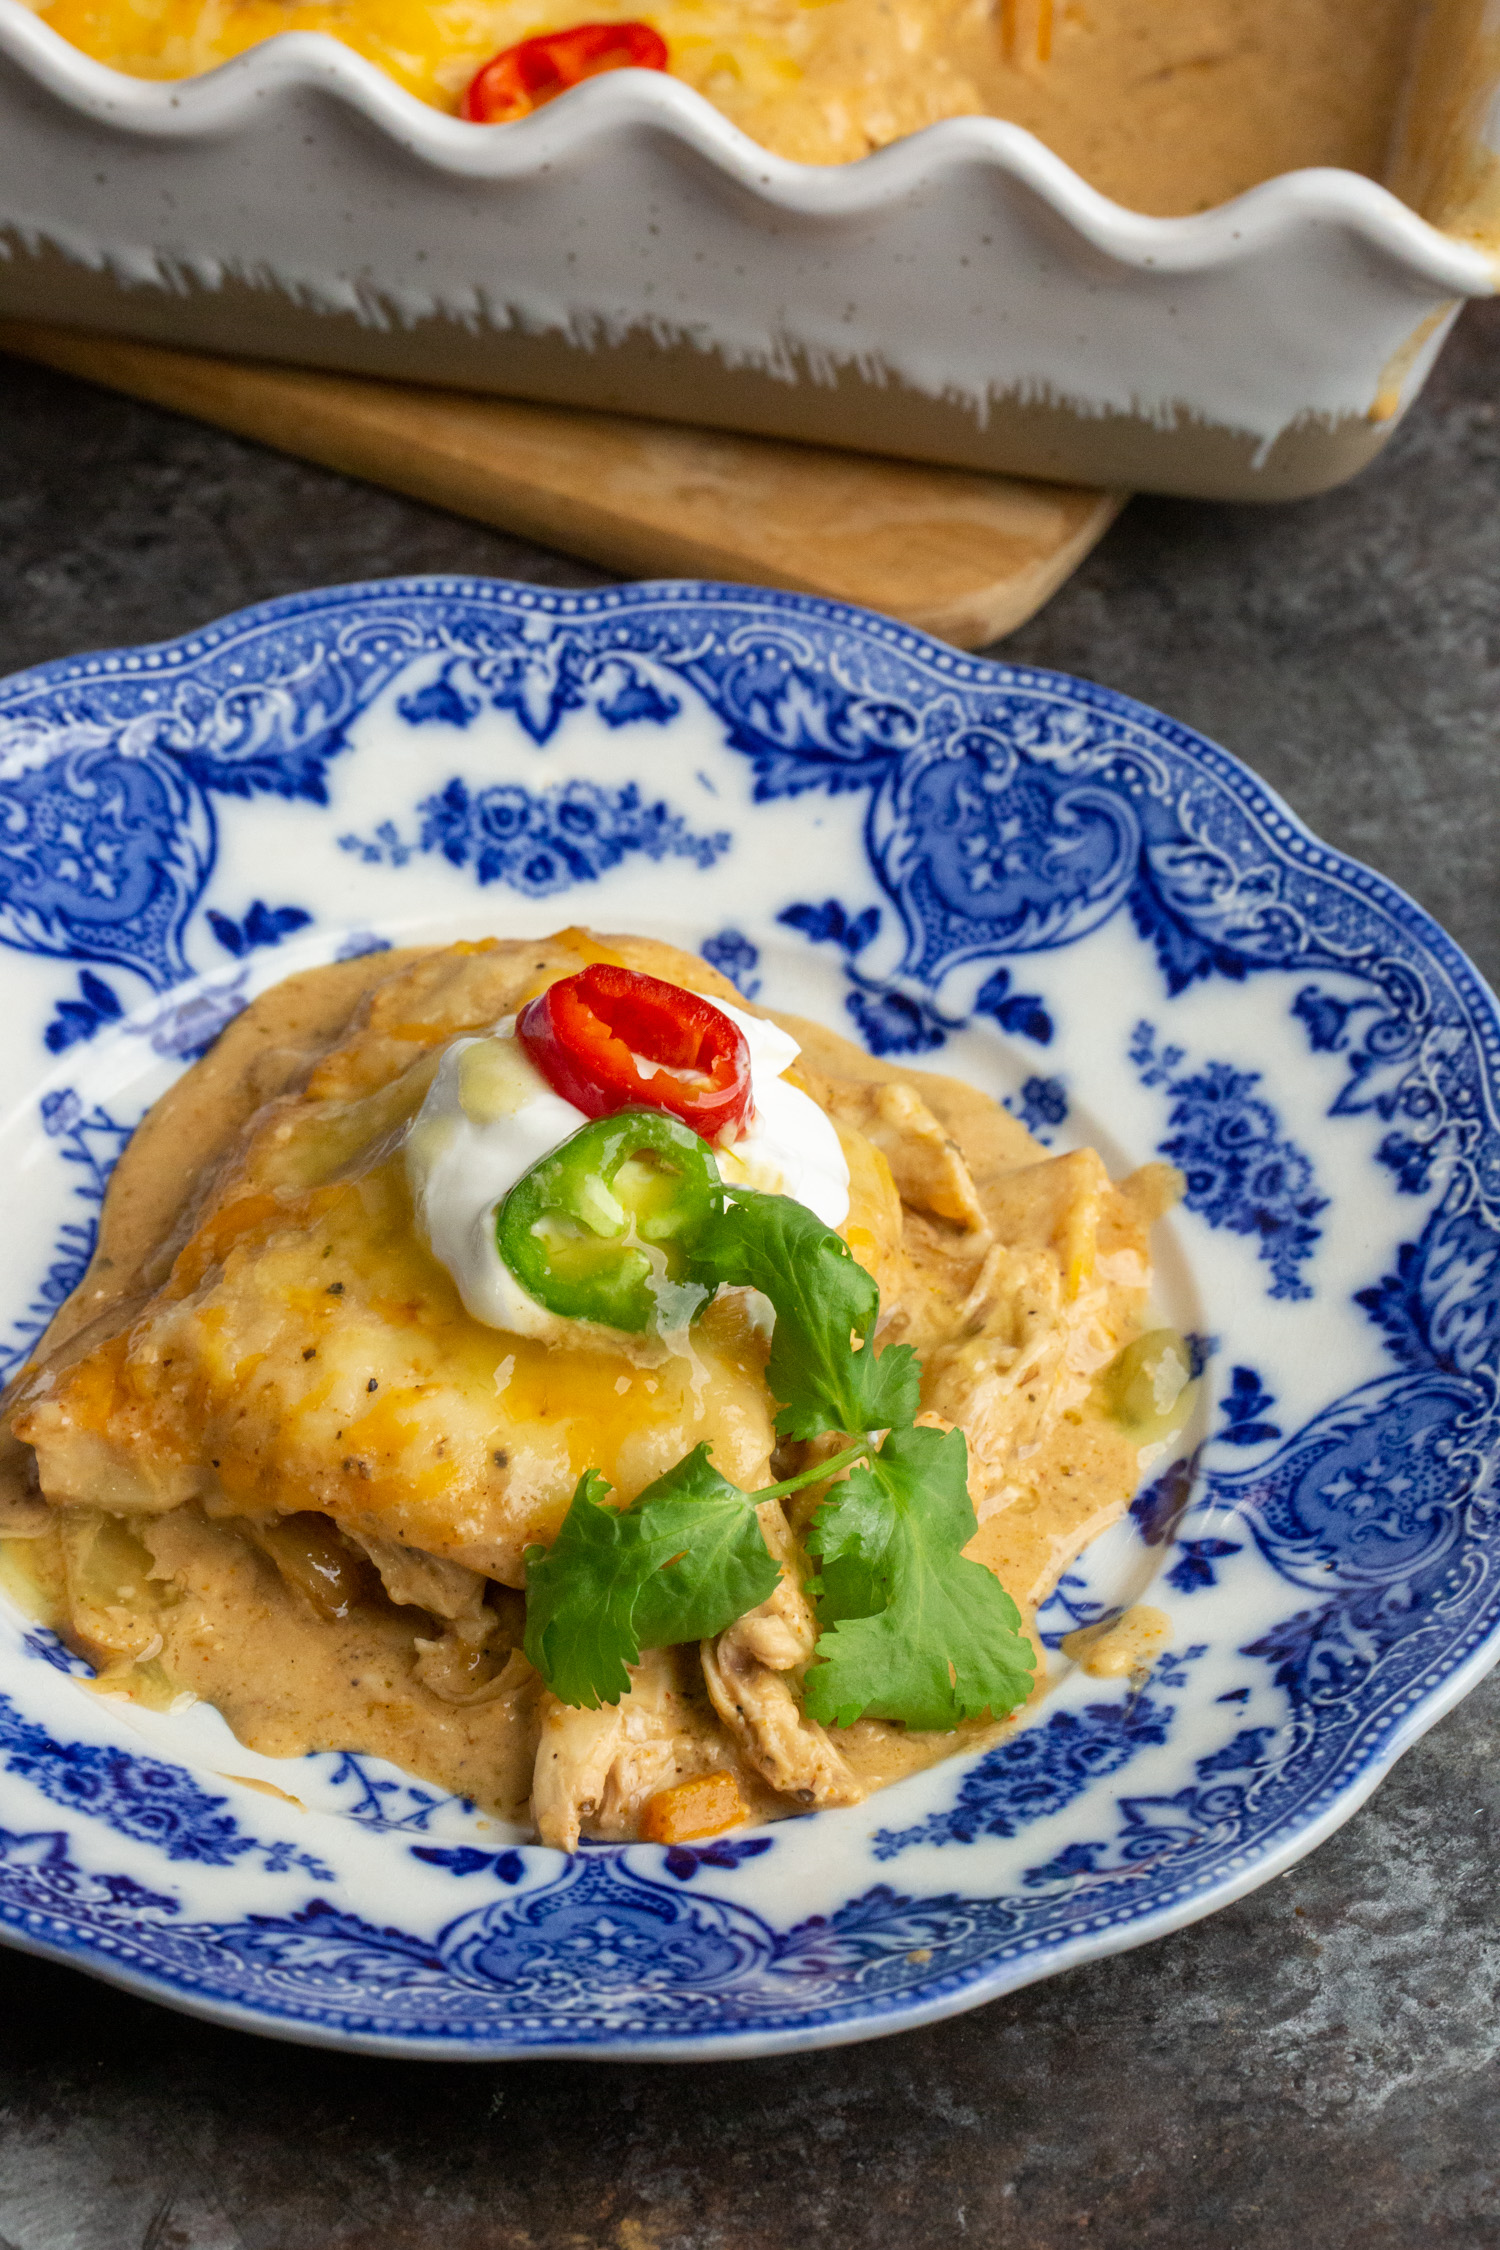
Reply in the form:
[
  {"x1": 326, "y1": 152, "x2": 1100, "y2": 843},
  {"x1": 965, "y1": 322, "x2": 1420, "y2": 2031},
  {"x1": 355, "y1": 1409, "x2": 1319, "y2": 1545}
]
[
  {"x1": 13, "y1": 1153, "x2": 784, "y2": 1583},
  {"x1": 26, "y1": 0, "x2": 1421, "y2": 212}
]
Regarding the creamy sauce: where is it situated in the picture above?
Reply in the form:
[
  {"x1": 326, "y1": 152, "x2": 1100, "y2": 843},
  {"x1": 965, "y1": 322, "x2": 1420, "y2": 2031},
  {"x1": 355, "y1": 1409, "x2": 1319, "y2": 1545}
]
[
  {"x1": 27, "y1": 0, "x2": 1423, "y2": 214},
  {"x1": 1061, "y1": 1603, "x2": 1172, "y2": 1679},
  {"x1": 0, "y1": 1508, "x2": 545, "y2": 1817},
  {"x1": 0, "y1": 931, "x2": 1188, "y2": 1841}
]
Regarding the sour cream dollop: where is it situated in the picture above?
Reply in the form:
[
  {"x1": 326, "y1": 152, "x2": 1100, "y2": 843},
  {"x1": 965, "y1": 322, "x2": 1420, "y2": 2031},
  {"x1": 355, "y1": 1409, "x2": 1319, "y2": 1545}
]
[{"x1": 404, "y1": 997, "x2": 850, "y2": 1341}]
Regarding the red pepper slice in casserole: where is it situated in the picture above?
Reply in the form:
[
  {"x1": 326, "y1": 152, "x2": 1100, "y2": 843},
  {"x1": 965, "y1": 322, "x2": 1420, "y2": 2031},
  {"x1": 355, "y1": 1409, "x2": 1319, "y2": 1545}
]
[{"x1": 463, "y1": 20, "x2": 669, "y2": 122}]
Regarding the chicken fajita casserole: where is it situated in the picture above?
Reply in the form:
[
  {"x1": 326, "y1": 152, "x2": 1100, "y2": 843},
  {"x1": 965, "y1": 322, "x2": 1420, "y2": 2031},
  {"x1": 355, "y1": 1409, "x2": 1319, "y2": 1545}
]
[{"x1": 0, "y1": 929, "x2": 1191, "y2": 1849}]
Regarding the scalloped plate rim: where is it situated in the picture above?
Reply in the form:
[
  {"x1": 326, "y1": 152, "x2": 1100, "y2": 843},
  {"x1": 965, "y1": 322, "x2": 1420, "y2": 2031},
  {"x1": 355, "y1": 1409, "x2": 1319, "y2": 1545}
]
[
  {"x1": 2, "y1": 571, "x2": 1498, "y2": 2060},
  {"x1": 0, "y1": 1620, "x2": 1495, "y2": 2062}
]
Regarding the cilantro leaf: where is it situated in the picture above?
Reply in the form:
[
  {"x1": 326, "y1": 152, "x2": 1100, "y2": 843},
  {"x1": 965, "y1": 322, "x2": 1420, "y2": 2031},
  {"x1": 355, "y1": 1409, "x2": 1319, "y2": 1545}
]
[
  {"x1": 698, "y1": 1187, "x2": 920, "y2": 1439},
  {"x1": 630, "y1": 1445, "x2": 784, "y2": 1649},
  {"x1": 522, "y1": 1470, "x2": 653, "y2": 1709},
  {"x1": 803, "y1": 1423, "x2": 1035, "y2": 1731},
  {"x1": 523, "y1": 1446, "x2": 781, "y2": 1707}
]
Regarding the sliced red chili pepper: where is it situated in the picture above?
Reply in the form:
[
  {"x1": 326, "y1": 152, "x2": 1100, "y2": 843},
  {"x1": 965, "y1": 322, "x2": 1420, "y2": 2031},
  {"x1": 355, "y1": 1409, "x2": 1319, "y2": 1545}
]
[
  {"x1": 518, "y1": 965, "x2": 752, "y2": 1139},
  {"x1": 462, "y1": 20, "x2": 669, "y2": 124}
]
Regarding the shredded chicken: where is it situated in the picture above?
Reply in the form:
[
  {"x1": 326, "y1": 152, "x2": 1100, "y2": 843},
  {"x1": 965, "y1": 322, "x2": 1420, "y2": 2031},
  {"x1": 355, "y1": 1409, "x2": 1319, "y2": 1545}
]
[
  {"x1": 530, "y1": 1649, "x2": 738, "y2": 1849},
  {"x1": 342, "y1": 1534, "x2": 527, "y2": 1705},
  {"x1": 699, "y1": 1498, "x2": 861, "y2": 1810},
  {"x1": 352, "y1": 1534, "x2": 490, "y2": 1626},
  {"x1": 822, "y1": 1078, "x2": 992, "y2": 1238},
  {"x1": 701, "y1": 1631, "x2": 861, "y2": 1810},
  {"x1": 922, "y1": 1150, "x2": 1147, "y2": 1517}
]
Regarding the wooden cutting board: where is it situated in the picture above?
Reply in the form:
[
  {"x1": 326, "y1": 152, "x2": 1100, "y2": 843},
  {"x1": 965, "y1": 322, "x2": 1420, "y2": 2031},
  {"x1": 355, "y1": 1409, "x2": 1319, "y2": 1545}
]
[{"x1": 0, "y1": 319, "x2": 1124, "y2": 649}]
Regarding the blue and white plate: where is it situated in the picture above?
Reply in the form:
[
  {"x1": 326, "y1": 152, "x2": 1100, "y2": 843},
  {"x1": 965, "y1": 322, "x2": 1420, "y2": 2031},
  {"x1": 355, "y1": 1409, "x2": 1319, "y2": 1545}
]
[{"x1": 1, "y1": 577, "x2": 1496, "y2": 2059}]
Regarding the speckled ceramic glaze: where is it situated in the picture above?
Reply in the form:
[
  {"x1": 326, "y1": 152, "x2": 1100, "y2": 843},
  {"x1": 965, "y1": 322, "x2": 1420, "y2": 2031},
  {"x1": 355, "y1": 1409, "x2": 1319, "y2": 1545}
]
[
  {"x1": 1, "y1": 576, "x2": 1498, "y2": 2058},
  {"x1": 0, "y1": 3, "x2": 1495, "y2": 497}
]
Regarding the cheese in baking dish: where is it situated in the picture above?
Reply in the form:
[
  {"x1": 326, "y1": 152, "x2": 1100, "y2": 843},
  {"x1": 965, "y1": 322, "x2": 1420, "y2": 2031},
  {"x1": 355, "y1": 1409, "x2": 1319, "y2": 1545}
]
[{"x1": 26, "y1": 0, "x2": 1421, "y2": 211}]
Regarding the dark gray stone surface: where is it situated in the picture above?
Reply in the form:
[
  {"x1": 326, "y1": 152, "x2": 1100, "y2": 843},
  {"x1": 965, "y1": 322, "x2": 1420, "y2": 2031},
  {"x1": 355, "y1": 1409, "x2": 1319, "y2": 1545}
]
[{"x1": 0, "y1": 306, "x2": 1497, "y2": 2250}]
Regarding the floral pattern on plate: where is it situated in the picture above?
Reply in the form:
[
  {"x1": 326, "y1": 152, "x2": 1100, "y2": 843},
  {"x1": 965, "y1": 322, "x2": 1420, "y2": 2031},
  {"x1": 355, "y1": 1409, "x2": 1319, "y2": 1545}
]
[{"x1": 0, "y1": 576, "x2": 1496, "y2": 2058}]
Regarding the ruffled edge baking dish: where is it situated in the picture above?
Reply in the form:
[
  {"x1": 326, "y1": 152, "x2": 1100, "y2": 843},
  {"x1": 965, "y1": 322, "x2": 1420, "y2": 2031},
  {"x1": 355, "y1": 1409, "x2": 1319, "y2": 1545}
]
[{"x1": 0, "y1": 0, "x2": 1496, "y2": 497}]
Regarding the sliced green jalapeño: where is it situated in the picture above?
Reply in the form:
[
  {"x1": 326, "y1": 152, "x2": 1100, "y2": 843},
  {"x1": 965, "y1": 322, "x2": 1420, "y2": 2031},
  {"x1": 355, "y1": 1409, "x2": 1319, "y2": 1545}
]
[{"x1": 497, "y1": 1108, "x2": 723, "y2": 1331}]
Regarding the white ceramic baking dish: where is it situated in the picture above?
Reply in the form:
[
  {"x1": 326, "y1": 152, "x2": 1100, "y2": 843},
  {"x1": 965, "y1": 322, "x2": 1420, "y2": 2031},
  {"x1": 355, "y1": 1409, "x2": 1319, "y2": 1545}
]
[{"x1": 0, "y1": 0, "x2": 1496, "y2": 499}]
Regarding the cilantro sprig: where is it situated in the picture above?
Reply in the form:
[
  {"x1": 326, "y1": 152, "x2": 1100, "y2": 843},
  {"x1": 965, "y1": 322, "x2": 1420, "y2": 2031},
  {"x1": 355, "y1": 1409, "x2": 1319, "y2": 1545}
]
[
  {"x1": 695, "y1": 1189, "x2": 920, "y2": 1440},
  {"x1": 523, "y1": 1438, "x2": 868, "y2": 1708},
  {"x1": 803, "y1": 1423, "x2": 1034, "y2": 1730},
  {"x1": 521, "y1": 1181, "x2": 1035, "y2": 1728}
]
